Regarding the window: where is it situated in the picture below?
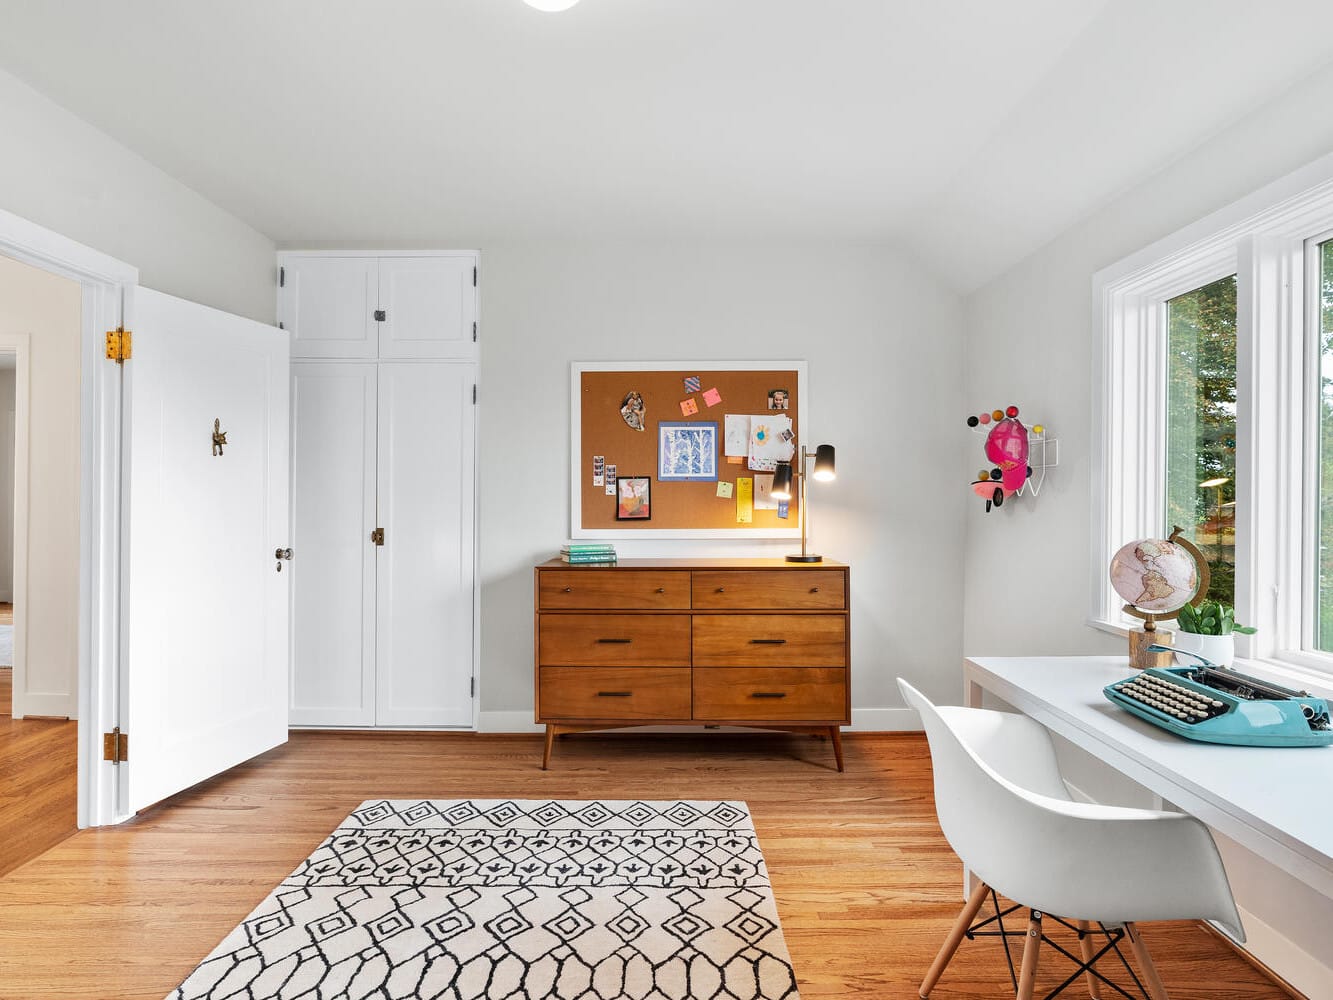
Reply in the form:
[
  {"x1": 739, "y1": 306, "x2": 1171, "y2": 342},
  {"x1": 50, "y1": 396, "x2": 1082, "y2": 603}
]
[
  {"x1": 1094, "y1": 160, "x2": 1333, "y2": 688},
  {"x1": 1165, "y1": 276, "x2": 1236, "y2": 605}
]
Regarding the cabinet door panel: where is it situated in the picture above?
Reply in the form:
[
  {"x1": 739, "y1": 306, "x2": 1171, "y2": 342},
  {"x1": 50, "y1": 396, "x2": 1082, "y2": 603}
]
[
  {"x1": 376, "y1": 363, "x2": 476, "y2": 726},
  {"x1": 289, "y1": 364, "x2": 377, "y2": 725},
  {"x1": 279, "y1": 256, "x2": 377, "y2": 359},
  {"x1": 379, "y1": 256, "x2": 476, "y2": 359}
]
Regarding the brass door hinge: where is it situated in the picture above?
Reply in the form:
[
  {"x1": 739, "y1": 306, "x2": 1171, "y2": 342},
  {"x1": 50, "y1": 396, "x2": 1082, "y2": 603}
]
[
  {"x1": 102, "y1": 726, "x2": 129, "y2": 764},
  {"x1": 105, "y1": 328, "x2": 133, "y2": 363},
  {"x1": 371, "y1": 528, "x2": 385, "y2": 546}
]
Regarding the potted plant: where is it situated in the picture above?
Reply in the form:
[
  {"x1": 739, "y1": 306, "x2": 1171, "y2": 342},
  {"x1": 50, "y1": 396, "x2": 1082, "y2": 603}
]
[{"x1": 1172, "y1": 601, "x2": 1256, "y2": 667}]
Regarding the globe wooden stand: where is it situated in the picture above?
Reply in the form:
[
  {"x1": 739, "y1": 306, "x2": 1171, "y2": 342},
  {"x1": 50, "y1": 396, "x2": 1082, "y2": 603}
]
[{"x1": 1120, "y1": 526, "x2": 1210, "y2": 670}]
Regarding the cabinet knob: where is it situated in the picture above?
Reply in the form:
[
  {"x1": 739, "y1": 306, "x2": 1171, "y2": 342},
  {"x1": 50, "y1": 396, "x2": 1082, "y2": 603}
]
[
  {"x1": 810, "y1": 587, "x2": 820, "y2": 593},
  {"x1": 656, "y1": 587, "x2": 666, "y2": 594},
  {"x1": 563, "y1": 587, "x2": 573, "y2": 593},
  {"x1": 716, "y1": 587, "x2": 725, "y2": 593}
]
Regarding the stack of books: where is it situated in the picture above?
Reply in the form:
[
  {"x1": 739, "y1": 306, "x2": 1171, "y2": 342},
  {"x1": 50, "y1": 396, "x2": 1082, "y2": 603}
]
[{"x1": 560, "y1": 542, "x2": 617, "y2": 566}]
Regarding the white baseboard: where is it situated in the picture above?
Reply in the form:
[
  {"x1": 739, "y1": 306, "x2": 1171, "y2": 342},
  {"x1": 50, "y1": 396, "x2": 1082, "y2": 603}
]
[
  {"x1": 1232, "y1": 904, "x2": 1333, "y2": 1000},
  {"x1": 478, "y1": 707, "x2": 920, "y2": 735}
]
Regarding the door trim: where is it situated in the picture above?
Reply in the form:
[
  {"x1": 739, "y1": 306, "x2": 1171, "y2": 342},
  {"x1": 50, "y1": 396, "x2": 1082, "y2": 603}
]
[{"x1": 0, "y1": 206, "x2": 137, "y2": 828}]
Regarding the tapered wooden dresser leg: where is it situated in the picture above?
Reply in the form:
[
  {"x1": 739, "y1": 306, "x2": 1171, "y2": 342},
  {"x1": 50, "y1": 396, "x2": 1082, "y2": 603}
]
[
  {"x1": 829, "y1": 726, "x2": 844, "y2": 771},
  {"x1": 542, "y1": 725, "x2": 556, "y2": 770},
  {"x1": 1016, "y1": 910, "x2": 1043, "y2": 1000},
  {"x1": 919, "y1": 879, "x2": 990, "y2": 998}
]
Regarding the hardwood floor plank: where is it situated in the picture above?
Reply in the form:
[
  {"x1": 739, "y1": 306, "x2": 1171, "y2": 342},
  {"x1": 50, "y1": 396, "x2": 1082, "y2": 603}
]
[
  {"x1": 0, "y1": 713, "x2": 76, "y2": 877},
  {"x1": 0, "y1": 731, "x2": 1292, "y2": 998}
]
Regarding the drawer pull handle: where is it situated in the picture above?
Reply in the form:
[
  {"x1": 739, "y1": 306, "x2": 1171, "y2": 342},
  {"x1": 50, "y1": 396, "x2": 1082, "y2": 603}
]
[
  {"x1": 597, "y1": 638, "x2": 633, "y2": 644},
  {"x1": 597, "y1": 691, "x2": 633, "y2": 697},
  {"x1": 750, "y1": 638, "x2": 787, "y2": 645},
  {"x1": 751, "y1": 692, "x2": 787, "y2": 699}
]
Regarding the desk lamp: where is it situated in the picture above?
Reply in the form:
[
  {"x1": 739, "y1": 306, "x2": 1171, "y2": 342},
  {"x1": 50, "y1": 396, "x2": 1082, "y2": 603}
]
[{"x1": 771, "y1": 444, "x2": 835, "y2": 562}]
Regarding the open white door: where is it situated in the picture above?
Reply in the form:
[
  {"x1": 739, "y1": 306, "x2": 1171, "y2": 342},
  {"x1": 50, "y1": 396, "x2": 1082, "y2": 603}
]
[{"x1": 122, "y1": 288, "x2": 290, "y2": 813}]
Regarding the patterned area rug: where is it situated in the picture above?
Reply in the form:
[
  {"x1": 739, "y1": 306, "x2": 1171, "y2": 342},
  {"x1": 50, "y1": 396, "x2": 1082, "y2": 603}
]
[{"x1": 168, "y1": 799, "x2": 800, "y2": 1000}]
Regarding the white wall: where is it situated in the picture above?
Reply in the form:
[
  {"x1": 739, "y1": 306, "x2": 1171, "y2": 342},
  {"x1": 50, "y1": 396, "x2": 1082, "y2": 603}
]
[
  {"x1": 0, "y1": 255, "x2": 80, "y2": 716},
  {"x1": 961, "y1": 60, "x2": 1333, "y2": 998},
  {"x1": 475, "y1": 241, "x2": 966, "y2": 729},
  {"x1": 0, "y1": 66, "x2": 275, "y2": 322},
  {"x1": 0, "y1": 368, "x2": 15, "y2": 603}
]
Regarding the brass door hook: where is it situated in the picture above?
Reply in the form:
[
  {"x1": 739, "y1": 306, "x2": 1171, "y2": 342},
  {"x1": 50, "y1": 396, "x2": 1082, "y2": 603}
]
[{"x1": 212, "y1": 418, "x2": 227, "y2": 457}]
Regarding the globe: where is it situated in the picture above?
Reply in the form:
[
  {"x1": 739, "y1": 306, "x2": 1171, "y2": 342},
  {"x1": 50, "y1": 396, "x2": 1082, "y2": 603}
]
[{"x1": 1109, "y1": 537, "x2": 1200, "y2": 615}]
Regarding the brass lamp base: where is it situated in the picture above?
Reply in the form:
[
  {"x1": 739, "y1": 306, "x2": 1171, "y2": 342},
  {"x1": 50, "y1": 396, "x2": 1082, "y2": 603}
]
[{"x1": 786, "y1": 554, "x2": 823, "y2": 563}]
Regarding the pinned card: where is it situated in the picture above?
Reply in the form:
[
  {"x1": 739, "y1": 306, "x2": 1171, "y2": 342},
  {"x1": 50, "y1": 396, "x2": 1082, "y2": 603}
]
[
  {"x1": 753, "y1": 473, "x2": 777, "y2": 510},
  {"x1": 716, "y1": 481, "x2": 734, "y2": 499},
  {"x1": 679, "y1": 398, "x2": 699, "y2": 417},
  {"x1": 735, "y1": 477, "x2": 754, "y2": 524},
  {"x1": 605, "y1": 464, "x2": 617, "y2": 496},
  {"x1": 724, "y1": 414, "x2": 750, "y2": 456},
  {"x1": 683, "y1": 375, "x2": 702, "y2": 394},
  {"x1": 702, "y1": 387, "x2": 722, "y2": 408},
  {"x1": 778, "y1": 500, "x2": 789, "y2": 519}
]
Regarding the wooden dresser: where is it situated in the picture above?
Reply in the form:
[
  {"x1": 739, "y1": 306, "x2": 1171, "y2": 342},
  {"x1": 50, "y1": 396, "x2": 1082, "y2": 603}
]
[{"x1": 533, "y1": 558, "x2": 850, "y2": 770}]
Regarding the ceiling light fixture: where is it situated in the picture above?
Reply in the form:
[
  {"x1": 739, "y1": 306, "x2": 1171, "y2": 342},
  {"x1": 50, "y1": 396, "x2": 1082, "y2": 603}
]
[{"x1": 524, "y1": 0, "x2": 581, "y2": 11}]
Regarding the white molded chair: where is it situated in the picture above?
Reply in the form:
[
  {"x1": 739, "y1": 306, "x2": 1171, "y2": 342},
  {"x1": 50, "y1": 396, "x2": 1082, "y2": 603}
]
[{"x1": 898, "y1": 678, "x2": 1242, "y2": 1000}]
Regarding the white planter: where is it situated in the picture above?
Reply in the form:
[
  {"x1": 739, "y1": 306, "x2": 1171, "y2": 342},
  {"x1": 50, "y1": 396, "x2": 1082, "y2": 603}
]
[{"x1": 1172, "y1": 632, "x2": 1234, "y2": 668}]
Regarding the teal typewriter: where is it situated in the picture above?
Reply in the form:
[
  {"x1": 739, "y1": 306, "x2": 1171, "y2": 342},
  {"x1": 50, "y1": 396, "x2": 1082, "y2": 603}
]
[{"x1": 1103, "y1": 648, "x2": 1333, "y2": 747}]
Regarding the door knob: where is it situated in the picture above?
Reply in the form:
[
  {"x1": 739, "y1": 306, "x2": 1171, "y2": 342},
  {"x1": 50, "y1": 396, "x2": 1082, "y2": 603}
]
[{"x1": 275, "y1": 547, "x2": 293, "y2": 572}]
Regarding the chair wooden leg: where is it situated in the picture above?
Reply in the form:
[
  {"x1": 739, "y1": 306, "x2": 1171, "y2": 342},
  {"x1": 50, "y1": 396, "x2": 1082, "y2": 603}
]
[
  {"x1": 829, "y1": 726, "x2": 845, "y2": 771},
  {"x1": 918, "y1": 880, "x2": 990, "y2": 998},
  {"x1": 1076, "y1": 920, "x2": 1102, "y2": 998},
  {"x1": 542, "y1": 725, "x2": 556, "y2": 770},
  {"x1": 1123, "y1": 922, "x2": 1169, "y2": 1000},
  {"x1": 1016, "y1": 910, "x2": 1043, "y2": 1000}
]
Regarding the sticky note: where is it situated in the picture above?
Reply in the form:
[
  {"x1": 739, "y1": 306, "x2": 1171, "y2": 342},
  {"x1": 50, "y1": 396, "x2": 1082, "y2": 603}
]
[
  {"x1": 680, "y1": 398, "x2": 699, "y2": 416},
  {"x1": 727, "y1": 456, "x2": 743, "y2": 465},
  {"x1": 683, "y1": 375, "x2": 702, "y2": 393},
  {"x1": 716, "y1": 481, "x2": 734, "y2": 499},
  {"x1": 736, "y1": 477, "x2": 753, "y2": 524},
  {"x1": 702, "y1": 387, "x2": 722, "y2": 407}
]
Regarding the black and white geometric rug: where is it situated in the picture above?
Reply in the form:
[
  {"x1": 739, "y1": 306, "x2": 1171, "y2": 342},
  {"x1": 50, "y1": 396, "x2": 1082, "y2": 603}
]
[{"x1": 168, "y1": 799, "x2": 800, "y2": 1000}]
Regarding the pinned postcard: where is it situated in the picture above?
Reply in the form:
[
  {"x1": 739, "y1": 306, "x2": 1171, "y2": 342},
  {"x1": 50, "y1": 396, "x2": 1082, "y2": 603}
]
[
  {"x1": 749, "y1": 414, "x2": 795, "y2": 472},
  {"x1": 735, "y1": 477, "x2": 754, "y2": 524},
  {"x1": 778, "y1": 500, "x2": 789, "y2": 519},
  {"x1": 724, "y1": 414, "x2": 750, "y2": 456},
  {"x1": 593, "y1": 454, "x2": 605, "y2": 487},
  {"x1": 683, "y1": 375, "x2": 702, "y2": 394},
  {"x1": 605, "y1": 464, "x2": 618, "y2": 496},
  {"x1": 753, "y1": 473, "x2": 778, "y2": 510},
  {"x1": 716, "y1": 481, "x2": 734, "y2": 499},
  {"x1": 679, "y1": 397, "x2": 699, "y2": 417},
  {"x1": 702, "y1": 387, "x2": 722, "y2": 408}
]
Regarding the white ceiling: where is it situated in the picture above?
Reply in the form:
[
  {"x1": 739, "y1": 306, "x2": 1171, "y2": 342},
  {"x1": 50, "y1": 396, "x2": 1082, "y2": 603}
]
[{"x1": 0, "y1": 1, "x2": 1331, "y2": 291}]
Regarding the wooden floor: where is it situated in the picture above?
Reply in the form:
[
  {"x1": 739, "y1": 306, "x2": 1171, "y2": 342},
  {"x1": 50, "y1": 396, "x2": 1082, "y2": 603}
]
[
  {"x1": 0, "y1": 731, "x2": 1291, "y2": 998},
  {"x1": 0, "y1": 696, "x2": 77, "y2": 879}
]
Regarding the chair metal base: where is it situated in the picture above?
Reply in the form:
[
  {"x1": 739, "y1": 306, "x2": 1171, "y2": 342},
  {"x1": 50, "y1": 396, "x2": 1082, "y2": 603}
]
[{"x1": 920, "y1": 884, "x2": 1167, "y2": 1000}]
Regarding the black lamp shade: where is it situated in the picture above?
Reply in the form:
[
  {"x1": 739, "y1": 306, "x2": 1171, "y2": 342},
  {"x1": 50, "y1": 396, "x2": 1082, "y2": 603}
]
[
  {"x1": 771, "y1": 461, "x2": 794, "y2": 500},
  {"x1": 813, "y1": 444, "x2": 836, "y2": 481}
]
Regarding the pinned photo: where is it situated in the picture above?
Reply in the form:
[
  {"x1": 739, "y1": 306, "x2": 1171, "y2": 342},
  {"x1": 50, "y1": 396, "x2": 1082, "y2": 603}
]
[
  {"x1": 768, "y1": 388, "x2": 789, "y2": 410},
  {"x1": 616, "y1": 477, "x2": 651, "y2": 520},
  {"x1": 620, "y1": 391, "x2": 646, "y2": 431}
]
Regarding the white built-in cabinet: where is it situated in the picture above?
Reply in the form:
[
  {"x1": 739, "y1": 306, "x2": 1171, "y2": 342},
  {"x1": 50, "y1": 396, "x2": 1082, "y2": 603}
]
[{"x1": 280, "y1": 251, "x2": 477, "y2": 728}]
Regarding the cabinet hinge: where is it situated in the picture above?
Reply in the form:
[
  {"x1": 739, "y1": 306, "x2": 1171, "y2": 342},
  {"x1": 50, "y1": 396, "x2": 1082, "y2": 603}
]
[
  {"x1": 472, "y1": 266, "x2": 477, "y2": 287},
  {"x1": 374, "y1": 309, "x2": 386, "y2": 322},
  {"x1": 105, "y1": 328, "x2": 133, "y2": 363},
  {"x1": 470, "y1": 677, "x2": 476, "y2": 698},
  {"x1": 472, "y1": 384, "x2": 477, "y2": 404},
  {"x1": 102, "y1": 727, "x2": 129, "y2": 764},
  {"x1": 278, "y1": 321, "x2": 284, "y2": 331},
  {"x1": 279, "y1": 265, "x2": 285, "y2": 288},
  {"x1": 472, "y1": 321, "x2": 477, "y2": 343},
  {"x1": 371, "y1": 527, "x2": 385, "y2": 546}
]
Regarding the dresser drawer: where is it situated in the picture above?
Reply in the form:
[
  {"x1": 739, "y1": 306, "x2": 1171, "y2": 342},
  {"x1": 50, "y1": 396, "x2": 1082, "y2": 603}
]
[
  {"x1": 540, "y1": 667, "x2": 691, "y2": 720},
  {"x1": 539, "y1": 614, "x2": 691, "y2": 667},
  {"x1": 538, "y1": 570, "x2": 691, "y2": 610},
  {"x1": 693, "y1": 668, "x2": 847, "y2": 721},
  {"x1": 691, "y1": 570, "x2": 845, "y2": 610},
  {"x1": 692, "y1": 614, "x2": 846, "y2": 667}
]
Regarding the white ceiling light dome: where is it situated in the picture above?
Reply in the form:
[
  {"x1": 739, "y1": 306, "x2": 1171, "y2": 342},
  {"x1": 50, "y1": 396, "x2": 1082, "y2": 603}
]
[{"x1": 523, "y1": 0, "x2": 581, "y2": 11}]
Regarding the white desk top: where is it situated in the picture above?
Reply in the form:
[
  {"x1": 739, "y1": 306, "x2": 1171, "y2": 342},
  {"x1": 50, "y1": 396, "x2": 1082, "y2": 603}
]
[{"x1": 965, "y1": 656, "x2": 1333, "y2": 899}]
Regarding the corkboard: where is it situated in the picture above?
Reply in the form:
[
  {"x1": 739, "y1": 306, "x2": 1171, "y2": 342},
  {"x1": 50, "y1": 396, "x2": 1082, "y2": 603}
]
[{"x1": 572, "y1": 364, "x2": 805, "y2": 536}]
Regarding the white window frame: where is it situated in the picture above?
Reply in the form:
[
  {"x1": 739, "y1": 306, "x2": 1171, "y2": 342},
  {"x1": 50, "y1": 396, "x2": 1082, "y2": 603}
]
[{"x1": 1092, "y1": 151, "x2": 1333, "y2": 694}]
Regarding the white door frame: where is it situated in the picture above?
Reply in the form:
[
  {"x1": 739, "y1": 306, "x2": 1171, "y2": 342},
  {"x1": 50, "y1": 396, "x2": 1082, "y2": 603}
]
[
  {"x1": 0, "y1": 333, "x2": 30, "y2": 707},
  {"x1": 0, "y1": 206, "x2": 137, "y2": 828}
]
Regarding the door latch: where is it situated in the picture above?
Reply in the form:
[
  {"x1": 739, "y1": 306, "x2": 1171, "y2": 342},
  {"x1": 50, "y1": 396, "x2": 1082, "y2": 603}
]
[
  {"x1": 371, "y1": 528, "x2": 385, "y2": 546},
  {"x1": 275, "y1": 547, "x2": 293, "y2": 572}
]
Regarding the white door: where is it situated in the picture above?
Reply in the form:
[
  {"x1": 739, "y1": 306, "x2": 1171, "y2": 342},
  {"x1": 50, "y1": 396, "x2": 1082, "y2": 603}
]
[
  {"x1": 278, "y1": 255, "x2": 378, "y2": 359},
  {"x1": 375, "y1": 363, "x2": 475, "y2": 726},
  {"x1": 124, "y1": 288, "x2": 290, "y2": 812},
  {"x1": 378, "y1": 257, "x2": 476, "y2": 360},
  {"x1": 289, "y1": 363, "x2": 377, "y2": 726}
]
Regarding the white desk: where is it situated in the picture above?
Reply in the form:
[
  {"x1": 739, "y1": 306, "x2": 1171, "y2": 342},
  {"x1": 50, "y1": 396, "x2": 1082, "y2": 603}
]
[{"x1": 965, "y1": 656, "x2": 1333, "y2": 900}]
